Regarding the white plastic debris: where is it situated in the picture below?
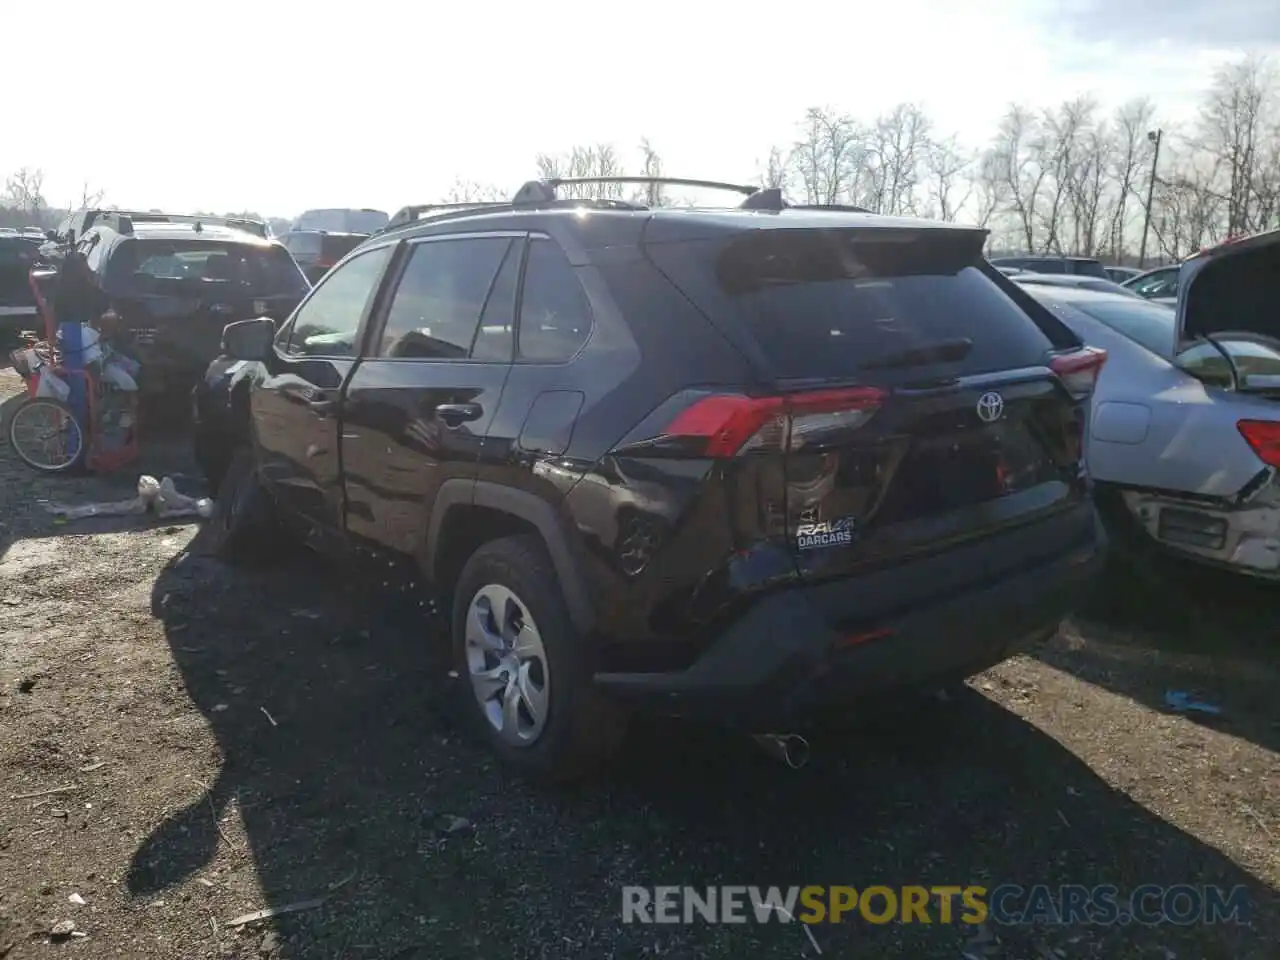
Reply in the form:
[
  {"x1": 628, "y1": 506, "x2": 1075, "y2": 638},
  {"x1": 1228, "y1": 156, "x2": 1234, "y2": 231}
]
[
  {"x1": 35, "y1": 366, "x2": 71, "y2": 401},
  {"x1": 44, "y1": 474, "x2": 214, "y2": 521}
]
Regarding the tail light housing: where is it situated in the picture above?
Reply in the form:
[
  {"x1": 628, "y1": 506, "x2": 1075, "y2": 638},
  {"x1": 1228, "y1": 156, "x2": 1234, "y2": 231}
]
[
  {"x1": 1050, "y1": 346, "x2": 1107, "y2": 400},
  {"x1": 661, "y1": 386, "x2": 887, "y2": 458},
  {"x1": 1236, "y1": 420, "x2": 1280, "y2": 468}
]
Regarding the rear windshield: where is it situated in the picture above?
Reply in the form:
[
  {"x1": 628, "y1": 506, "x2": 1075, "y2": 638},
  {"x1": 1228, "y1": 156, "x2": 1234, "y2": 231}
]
[
  {"x1": 105, "y1": 239, "x2": 309, "y2": 297},
  {"x1": 1072, "y1": 260, "x2": 1108, "y2": 279},
  {"x1": 706, "y1": 229, "x2": 1057, "y2": 381}
]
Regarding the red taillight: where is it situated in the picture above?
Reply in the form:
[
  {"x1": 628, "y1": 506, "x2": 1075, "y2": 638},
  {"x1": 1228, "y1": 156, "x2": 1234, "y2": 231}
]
[
  {"x1": 663, "y1": 386, "x2": 886, "y2": 458},
  {"x1": 1050, "y1": 346, "x2": 1107, "y2": 400},
  {"x1": 1236, "y1": 420, "x2": 1280, "y2": 468}
]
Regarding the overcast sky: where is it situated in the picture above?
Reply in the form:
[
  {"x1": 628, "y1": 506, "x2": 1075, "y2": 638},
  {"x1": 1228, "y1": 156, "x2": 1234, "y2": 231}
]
[{"x1": 6, "y1": 0, "x2": 1277, "y2": 218}]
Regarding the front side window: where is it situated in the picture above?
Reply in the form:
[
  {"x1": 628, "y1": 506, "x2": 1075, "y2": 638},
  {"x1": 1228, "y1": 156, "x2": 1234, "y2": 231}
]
[
  {"x1": 279, "y1": 244, "x2": 394, "y2": 357},
  {"x1": 375, "y1": 237, "x2": 514, "y2": 359}
]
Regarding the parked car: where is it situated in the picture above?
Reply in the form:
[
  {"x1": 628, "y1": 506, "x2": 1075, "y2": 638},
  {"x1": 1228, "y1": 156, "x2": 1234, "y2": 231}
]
[
  {"x1": 192, "y1": 179, "x2": 1106, "y2": 778},
  {"x1": 1122, "y1": 264, "x2": 1179, "y2": 303},
  {"x1": 1018, "y1": 231, "x2": 1280, "y2": 578},
  {"x1": 0, "y1": 235, "x2": 42, "y2": 341},
  {"x1": 989, "y1": 255, "x2": 1109, "y2": 278},
  {"x1": 69, "y1": 211, "x2": 308, "y2": 394},
  {"x1": 278, "y1": 230, "x2": 370, "y2": 285},
  {"x1": 289, "y1": 208, "x2": 389, "y2": 235},
  {"x1": 1104, "y1": 266, "x2": 1143, "y2": 284},
  {"x1": 1014, "y1": 273, "x2": 1145, "y2": 299}
]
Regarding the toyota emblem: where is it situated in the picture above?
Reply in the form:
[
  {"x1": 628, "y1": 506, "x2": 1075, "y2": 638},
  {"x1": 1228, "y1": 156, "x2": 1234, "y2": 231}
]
[{"x1": 976, "y1": 391, "x2": 1005, "y2": 423}]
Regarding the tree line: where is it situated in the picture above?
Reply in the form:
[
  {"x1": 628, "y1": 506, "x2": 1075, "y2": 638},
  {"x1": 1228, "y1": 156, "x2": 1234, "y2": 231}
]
[{"x1": 5, "y1": 54, "x2": 1276, "y2": 265}]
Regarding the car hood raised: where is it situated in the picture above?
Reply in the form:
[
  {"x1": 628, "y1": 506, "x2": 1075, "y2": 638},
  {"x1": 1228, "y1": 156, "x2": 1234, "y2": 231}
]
[{"x1": 1176, "y1": 228, "x2": 1280, "y2": 344}]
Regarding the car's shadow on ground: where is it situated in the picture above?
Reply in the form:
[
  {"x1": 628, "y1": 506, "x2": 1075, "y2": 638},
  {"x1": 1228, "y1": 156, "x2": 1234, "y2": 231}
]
[
  {"x1": 129, "y1": 529, "x2": 1279, "y2": 959},
  {"x1": 1046, "y1": 544, "x2": 1280, "y2": 755}
]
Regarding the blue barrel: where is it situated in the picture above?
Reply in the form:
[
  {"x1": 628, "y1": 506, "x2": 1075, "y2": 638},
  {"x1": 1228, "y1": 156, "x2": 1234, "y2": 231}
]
[{"x1": 57, "y1": 322, "x2": 90, "y2": 429}]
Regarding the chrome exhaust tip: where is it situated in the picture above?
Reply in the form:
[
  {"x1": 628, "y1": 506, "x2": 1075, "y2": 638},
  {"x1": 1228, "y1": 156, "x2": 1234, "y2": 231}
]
[{"x1": 753, "y1": 733, "x2": 811, "y2": 769}]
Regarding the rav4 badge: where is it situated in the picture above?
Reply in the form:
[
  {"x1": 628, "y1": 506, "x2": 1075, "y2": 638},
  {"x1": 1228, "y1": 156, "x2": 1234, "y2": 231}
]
[{"x1": 796, "y1": 516, "x2": 858, "y2": 551}]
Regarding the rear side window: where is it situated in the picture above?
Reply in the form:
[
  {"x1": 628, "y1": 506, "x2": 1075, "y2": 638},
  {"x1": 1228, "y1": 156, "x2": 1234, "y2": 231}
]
[
  {"x1": 375, "y1": 237, "x2": 513, "y2": 359},
  {"x1": 517, "y1": 238, "x2": 593, "y2": 362},
  {"x1": 708, "y1": 229, "x2": 1056, "y2": 381}
]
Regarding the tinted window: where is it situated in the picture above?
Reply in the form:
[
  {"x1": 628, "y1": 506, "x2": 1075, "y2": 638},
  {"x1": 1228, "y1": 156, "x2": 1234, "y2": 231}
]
[
  {"x1": 470, "y1": 240, "x2": 522, "y2": 362},
  {"x1": 106, "y1": 240, "x2": 308, "y2": 297},
  {"x1": 1069, "y1": 297, "x2": 1175, "y2": 357},
  {"x1": 376, "y1": 237, "x2": 512, "y2": 359},
  {"x1": 0, "y1": 238, "x2": 38, "y2": 267},
  {"x1": 517, "y1": 239, "x2": 593, "y2": 362},
  {"x1": 281, "y1": 244, "x2": 393, "y2": 357},
  {"x1": 711, "y1": 230, "x2": 1055, "y2": 381},
  {"x1": 1030, "y1": 259, "x2": 1067, "y2": 274}
]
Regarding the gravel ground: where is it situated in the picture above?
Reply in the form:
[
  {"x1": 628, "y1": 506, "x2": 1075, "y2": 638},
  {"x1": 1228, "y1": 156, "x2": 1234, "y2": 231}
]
[{"x1": 0, "y1": 364, "x2": 1277, "y2": 959}]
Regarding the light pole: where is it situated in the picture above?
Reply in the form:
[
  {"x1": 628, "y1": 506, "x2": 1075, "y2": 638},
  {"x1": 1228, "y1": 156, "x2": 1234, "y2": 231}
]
[{"x1": 1138, "y1": 128, "x2": 1163, "y2": 268}]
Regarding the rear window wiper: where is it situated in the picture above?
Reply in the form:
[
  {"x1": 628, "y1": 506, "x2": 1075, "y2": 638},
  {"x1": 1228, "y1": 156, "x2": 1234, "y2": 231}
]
[{"x1": 856, "y1": 337, "x2": 973, "y2": 371}]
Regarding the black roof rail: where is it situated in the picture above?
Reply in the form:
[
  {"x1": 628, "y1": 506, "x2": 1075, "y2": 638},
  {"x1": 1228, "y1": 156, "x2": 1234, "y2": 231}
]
[
  {"x1": 513, "y1": 176, "x2": 761, "y2": 206},
  {"x1": 383, "y1": 202, "x2": 508, "y2": 231}
]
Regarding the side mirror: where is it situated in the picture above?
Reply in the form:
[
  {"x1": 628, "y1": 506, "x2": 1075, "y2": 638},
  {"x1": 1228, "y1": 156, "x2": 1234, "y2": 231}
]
[{"x1": 222, "y1": 317, "x2": 275, "y2": 362}]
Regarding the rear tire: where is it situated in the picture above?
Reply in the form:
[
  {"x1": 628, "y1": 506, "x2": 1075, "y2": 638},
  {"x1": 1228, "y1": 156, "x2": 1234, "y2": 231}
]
[
  {"x1": 205, "y1": 448, "x2": 288, "y2": 565},
  {"x1": 451, "y1": 534, "x2": 627, "y2": 781}
]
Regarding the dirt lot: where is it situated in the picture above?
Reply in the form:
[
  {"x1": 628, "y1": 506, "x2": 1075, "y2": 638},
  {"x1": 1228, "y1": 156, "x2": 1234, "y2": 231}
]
[{"x1": 0, "y1": 365, "x2": 1277, "y2": 959}]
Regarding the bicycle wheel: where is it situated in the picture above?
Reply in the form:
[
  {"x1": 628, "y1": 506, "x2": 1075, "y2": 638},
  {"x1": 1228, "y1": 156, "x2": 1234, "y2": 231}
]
[{"x1": 7, "y1": 397, "x2": 87, "y2": 473}]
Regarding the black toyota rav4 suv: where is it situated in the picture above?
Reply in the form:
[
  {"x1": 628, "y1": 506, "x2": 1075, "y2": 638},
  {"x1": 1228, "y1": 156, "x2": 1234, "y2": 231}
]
[{"x1": 192, "y1": 177, "x2": 1107, "y2": 779}]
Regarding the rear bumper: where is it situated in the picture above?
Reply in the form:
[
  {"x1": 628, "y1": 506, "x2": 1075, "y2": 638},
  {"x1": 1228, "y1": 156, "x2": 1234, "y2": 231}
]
[{"x1": 593, "y1": 503, "x2": 1105, "y2": 726}]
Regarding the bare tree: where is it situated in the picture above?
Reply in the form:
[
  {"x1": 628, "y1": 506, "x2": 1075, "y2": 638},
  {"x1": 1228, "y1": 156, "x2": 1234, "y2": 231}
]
[
  {"x1": 1105, "y1": 98, "x2": 1157, "y2": 259},
  {"x1": 987, "y1": 105, "x2": 1047, "y2": 251},
  {"x1": 792, "y1": 107, "x2": 867, "y2": 206},
  {"x1": 1196, "y1": 55, "x2": 1278, "y2": 235},
  {"x1": 444, "y1": 179, "x2": 504, "y2": 203},
  {"x1": 923, "y1": 135, "x2": 972, "y2": 222},
  {"x1": 637, "y1": 138, "x2": 666, "y2": 207},
  {"x1": 535, "y1": 144, "x2": 624, "y2": 200},
  {"x1": 4, "y1": 167, "x2": 46, "y2": 221},
  {"x1": 970, "y1": 152, "x2": 1006, "y2": 234},
  {"x1": 865, "y1": 103, "x2": 931, "y2": 216},
  {"x1": 758, "y1": 145, "x2": 791, "y2": 192}
]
